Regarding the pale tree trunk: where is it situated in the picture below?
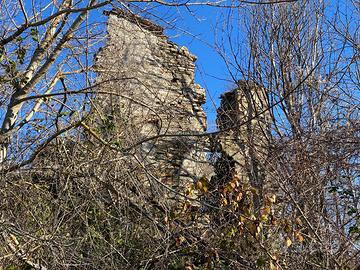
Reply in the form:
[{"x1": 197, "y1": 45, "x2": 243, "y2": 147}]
[{"x1": 0, "y1": 0, "x2": 96, "y2": 163}]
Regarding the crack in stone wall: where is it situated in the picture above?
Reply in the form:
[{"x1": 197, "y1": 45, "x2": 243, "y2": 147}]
[{"x1": 216, "y1": 81, "x2": 270, "y2": 181}]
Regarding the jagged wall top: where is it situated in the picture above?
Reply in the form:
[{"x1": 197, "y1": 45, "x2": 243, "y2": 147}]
[
  {"x1": 104, "y1": 8, "x2": 164, "y2": 35},
  {"x1": 94, "y1": 8, "x2": 211, "y2": 188}
]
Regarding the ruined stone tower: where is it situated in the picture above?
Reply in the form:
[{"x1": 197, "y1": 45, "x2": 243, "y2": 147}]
[
  {"x1": 215, "y1": 81, "x2": 271, "y2": 200},
  {"x1": 93, "y1": 9, "x2": 210, "y2": 190}
]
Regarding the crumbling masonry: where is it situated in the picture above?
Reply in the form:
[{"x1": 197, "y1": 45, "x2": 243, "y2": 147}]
[{"x1": 93, "y1": 9, "x2": 270, "y2": 202}]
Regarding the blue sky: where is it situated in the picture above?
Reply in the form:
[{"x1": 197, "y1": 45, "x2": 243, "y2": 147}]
[
  {"x1": 147, "y1": 0, "x2": 360, "y2": 132},
  {"x1": 148, "y1": 5, "x2": 236, "y2": 130},
  {"x1": 6, "y1": 1, "x2": 358, "y2": 135},
  {"x1": 169, "y1": 9, "x2": 230, "y2": 130},
  {"x1": 85, "y1": 3, "x2": 232, "y2": 130}
]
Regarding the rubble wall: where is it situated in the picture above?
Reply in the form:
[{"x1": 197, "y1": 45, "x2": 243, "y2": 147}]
[
  {"x1": 93, "y1": 9, "x2": 210, "y2": 189},
  {"x1": 215, "y1": 81, "x2": 271, "y2": 202},
  {"x1": 93, "y1": 11, "x2": 271, "y2": 209}
]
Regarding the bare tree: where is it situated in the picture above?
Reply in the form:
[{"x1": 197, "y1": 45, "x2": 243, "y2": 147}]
[
  {"x1": 214, "y1": 0, "x2": 360, "y2": 268},
  {"x1": 0, "y1": 0, "x2": 116, "y2": 168},
  {"x1": 0, "y1": 0, "x2": 358, "y2": 269}
]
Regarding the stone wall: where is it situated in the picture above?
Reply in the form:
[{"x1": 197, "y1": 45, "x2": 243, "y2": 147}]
[
  {"x1": 93, "y1": 10, "x2": 272, "y2": 210},
  {"x1": 93, "y1": 9, "x2": 211, "y2": 191},
  {"x1": 214, "y1": 81, "x2": 271, "y2": 205}
]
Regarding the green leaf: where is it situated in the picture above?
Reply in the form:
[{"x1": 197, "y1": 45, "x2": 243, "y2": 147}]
[
  {"x1": 5, "y1": 60, "x2": 16, "y2": 74},
  {"x1": 114, "y1": 141, "x2": 122, "y2": 147},
  {"x1": 256, "y1": 257, "x2": 267, "y2": 267},
  {"x1": 343, "y1": 189, "x2": 353, "y2": 196},
  {"x1": 30, "y1": 28, "x2": 39, "y2": 41},
  {"x1": 226, "y1": 226, "x2": 237, "y2": 238},
  {"x1": 349, "y1": 225, "x2": 359, "y2": 235},
  {"x1": 347, "y1": 208, "x2": 357, "y2": 215},
  {"x1": 0, "y1": 45, "x2": 4, "y2": 61},
  {"x1": 17, "y1": 46, "x2": 26, "y2": 64}
]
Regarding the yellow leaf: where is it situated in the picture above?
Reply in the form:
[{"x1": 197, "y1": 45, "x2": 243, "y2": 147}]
[
  {"x1": 285, "y1": 237, "x2": 292, "y2": 247},
  {"x1": 226, "y1": 183, "x2": 234, "y2": 192},
  {"x1": 261, "y1": 206, "x2": 271, "y2": 216},
  {"x1": 239, "y1": 215, "x2": 246, "y2": 223},
  {"x1": 249, "y1": 187, "x2": 258, "y2": 194},
  {"x1": 295, "y1": 231, "x2": 304, "y2": 242},
  {"x1": 222, "y1": 197, "x2": 228, "y2": 206},
  {"x1": 250, "y1": 222, "x2": 261, "y2": 236},
  {"x1": 249, "y1": 214, "x2": 256, "y2": 221},
  {"x1": 295, "y1": 217, "x2": 303, "y2": 226},
  {"x1": 270, "y1": 261, "x2": 278, "y2": 270},
  {"x1": 260, "y1": 214, "x2": 268, "y2": 222},
  {"x1": 196, "y1": 179, "x2": 208, "y2": 193},
  {"x1": 176, "y1": 235, "x2": 186, "y2": 246},
  {"x1": 185, "y1": 186, "x2": 194, "y2": 196},
  {"x1": 267, "y1": 194, "x2": 276, "y2": 204},
  {"x1": 232, "y1": 201, "x2": 238, "y2": 210}
]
